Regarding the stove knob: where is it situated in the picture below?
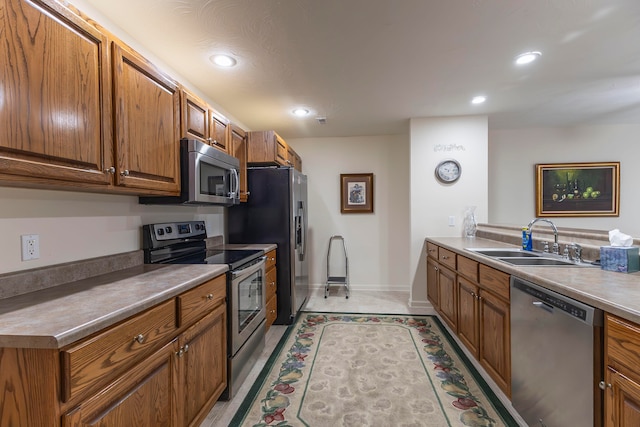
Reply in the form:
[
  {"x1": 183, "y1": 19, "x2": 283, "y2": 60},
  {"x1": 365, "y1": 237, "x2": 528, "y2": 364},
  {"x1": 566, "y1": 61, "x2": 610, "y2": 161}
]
[
  {"x1": 157, "y1": 229, "x2": 165, "y2": 236},
  {"x1": 166, "y1": 226, "x2": 173, "y2": 233}
]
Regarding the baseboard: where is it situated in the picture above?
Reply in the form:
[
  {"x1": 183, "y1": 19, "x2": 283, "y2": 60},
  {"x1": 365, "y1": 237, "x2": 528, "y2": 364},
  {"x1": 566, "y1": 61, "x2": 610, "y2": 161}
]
[{"x1": 309, "y1": 283, "x2": 410, "y2": 292}]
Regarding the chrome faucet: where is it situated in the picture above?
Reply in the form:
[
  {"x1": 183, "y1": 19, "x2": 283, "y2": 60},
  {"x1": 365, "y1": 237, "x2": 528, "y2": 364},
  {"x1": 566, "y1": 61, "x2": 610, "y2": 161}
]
[{"x1": 527, "y1": 218, "x2": 559, "y2": 254}]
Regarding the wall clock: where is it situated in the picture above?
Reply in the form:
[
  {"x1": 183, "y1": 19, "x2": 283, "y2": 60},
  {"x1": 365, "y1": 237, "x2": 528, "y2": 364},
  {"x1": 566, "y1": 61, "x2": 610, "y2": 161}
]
[{"x1": 435, "y1": 159, "x2": 461, "y2": 183}]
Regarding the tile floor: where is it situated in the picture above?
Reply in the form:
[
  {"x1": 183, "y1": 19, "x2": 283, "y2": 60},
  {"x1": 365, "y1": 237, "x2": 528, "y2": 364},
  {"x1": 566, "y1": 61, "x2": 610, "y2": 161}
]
[{"x1": 200, "y1": 286, "x2": 429, "y2": 427}]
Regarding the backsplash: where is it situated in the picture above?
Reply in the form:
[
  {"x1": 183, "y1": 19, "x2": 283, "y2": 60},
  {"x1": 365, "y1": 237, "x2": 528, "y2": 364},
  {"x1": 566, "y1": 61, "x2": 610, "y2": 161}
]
[{"x1": 476, "y1": 223, "x2": 632, "y2": 263}]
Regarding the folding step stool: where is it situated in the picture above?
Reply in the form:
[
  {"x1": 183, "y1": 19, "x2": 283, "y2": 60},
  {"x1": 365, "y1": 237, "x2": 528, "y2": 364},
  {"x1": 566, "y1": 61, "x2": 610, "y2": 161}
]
[{"x1": 325, "y1": 235, "x2": 349, "y2": 298}]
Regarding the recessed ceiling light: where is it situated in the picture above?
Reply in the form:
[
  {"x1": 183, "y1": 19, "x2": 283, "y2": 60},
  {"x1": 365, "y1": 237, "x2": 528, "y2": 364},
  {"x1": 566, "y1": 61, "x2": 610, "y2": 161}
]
[
  {"x1": 515, "y1": 51, "x2": 542, "y2": 65},
  {"x1": 292, "y1": 108, "x2": 310, "y2": 117},
  {"x1": 211, "y1": 54, "x2": 237, "y2": 67},
  {"x1": 471, "y1": 95, "x2": 487, "y2": 105}
]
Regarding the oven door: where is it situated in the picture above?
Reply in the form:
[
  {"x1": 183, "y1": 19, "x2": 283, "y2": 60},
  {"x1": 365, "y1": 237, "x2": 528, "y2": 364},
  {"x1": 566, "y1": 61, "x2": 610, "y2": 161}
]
[{"x1": 229, "y1": 257, "x2": 266, "y2": 356}]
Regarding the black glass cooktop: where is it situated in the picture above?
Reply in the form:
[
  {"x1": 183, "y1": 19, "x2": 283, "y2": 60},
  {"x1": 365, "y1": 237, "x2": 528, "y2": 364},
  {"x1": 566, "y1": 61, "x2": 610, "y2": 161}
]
[{"x1": 204, "y1": 249, "x2": 263, "y2": 270}]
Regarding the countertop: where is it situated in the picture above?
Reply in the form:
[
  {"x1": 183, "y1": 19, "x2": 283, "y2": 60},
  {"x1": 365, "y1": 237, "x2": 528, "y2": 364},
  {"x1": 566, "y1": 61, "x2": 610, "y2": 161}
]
[
  {"x1": 0, "y1": 263, "x2": 227, "y2": 349},
  {"x1": 427, "y1": 236, "x2": 640, "y2": 324}
]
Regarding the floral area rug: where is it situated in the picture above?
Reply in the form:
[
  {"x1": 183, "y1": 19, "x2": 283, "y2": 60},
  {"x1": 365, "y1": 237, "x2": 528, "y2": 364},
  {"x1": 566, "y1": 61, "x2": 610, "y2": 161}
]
[{"x1": 229, "y1": 313, "x2": 519, "y2": 427}]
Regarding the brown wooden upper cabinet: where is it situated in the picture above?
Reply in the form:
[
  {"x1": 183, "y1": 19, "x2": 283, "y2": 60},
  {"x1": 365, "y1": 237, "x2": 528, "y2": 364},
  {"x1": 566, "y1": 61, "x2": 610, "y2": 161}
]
[
  {"x1": 0, "y1": 0, "x2": 113, "y2": 186},
  {"x1": 247, "y1": 130, "x2": 302, "y2": 171},
  {"x1": 229, "y1": 125, "x2": 249, "y2": 202},
  {"x1": 181, "y1": 90, "x2": 210, "y2": 144},
  {"x1": 209, "y1": 111, "x2": 230, "y2": 153},
  {"x1": 0, "y1": 0, "x2": 180, "y2": 195},
  {"x1": 112, "y1": 42, "x2": 180, "y2": 194},
  {"x1": 180, "y1": 88, "x2": 229, "y2": 153}
]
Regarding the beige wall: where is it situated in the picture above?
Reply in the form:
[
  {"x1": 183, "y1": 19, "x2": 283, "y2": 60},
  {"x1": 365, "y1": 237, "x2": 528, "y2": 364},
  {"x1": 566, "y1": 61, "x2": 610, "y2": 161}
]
[
  {"x1": 489, "y1": 124, "x2": 640, "y2": 236},
  {"x1": 0, "y1": 187, "x2": 224, "y2": 274},
  {"x1": 288, "y1": 135, "x2": 411, "y2": 291},
  {"x1": 409, "y1": 116, "x2": 489, "y2": 306}
]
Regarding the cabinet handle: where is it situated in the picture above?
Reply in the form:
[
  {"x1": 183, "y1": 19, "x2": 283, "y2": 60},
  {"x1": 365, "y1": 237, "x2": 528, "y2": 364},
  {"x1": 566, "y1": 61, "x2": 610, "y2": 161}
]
[
  {"x1": 105, "y1": 166, "x2": 115, "y2": 174},
  {"x1": 441, "y1": 256, "x2": 449, "y2": 260},
  {"x1": 599, "y1": 381, "x2": 612, "y2": 390},
  {"x1": 176, "y1": 349, "x2": 184, "y2": 358},
  {"x1": 184, "y1": 344, "x2": 189, "y2": 353},
  {"x1": 206, "y1": 293, "x2": 214, "y2": 300},
  {"x1": 120, "y1": 170, "x2": 130, "y2": 177},
  {"x1": 133, "y1": 334, "x2": 145, "y2": 344},
  {"x1": 471, "y1": 292, "x2": 476, "y2": 298},
  {"x1": 434, "y1": 266, "x2": 438, "y2": 271}
]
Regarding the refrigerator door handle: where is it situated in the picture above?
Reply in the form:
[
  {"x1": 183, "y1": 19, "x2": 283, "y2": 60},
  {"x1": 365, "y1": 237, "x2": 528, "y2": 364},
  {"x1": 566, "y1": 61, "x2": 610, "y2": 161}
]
[{"x1": 299, "y1": 201, "x2": 306, "y2": 258}]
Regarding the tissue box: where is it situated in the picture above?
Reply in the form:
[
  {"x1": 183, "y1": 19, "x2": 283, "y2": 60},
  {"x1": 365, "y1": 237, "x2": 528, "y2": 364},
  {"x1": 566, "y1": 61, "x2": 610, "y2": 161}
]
[{"x1": 600, "y1": 246, "x2": 640, "y2": 273}]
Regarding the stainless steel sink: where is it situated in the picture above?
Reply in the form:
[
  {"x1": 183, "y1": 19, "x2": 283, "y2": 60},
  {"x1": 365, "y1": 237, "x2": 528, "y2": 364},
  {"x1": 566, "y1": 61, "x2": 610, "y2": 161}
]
[
  {"x1": 465, "y1": 247, "x2": 596, "y2": 267},
  {"x1": 466, "y1": 248, "x2": 540, "y2": 258},
  {"x1": 500, "y1": 257, "x2": 579, "y2": 266}
]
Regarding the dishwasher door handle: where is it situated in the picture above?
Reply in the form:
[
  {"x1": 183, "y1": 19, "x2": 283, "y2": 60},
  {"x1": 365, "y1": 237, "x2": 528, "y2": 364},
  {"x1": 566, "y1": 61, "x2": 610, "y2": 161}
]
[{"x1": 533, "y1": 300, "x2": 554, "y2": 313}]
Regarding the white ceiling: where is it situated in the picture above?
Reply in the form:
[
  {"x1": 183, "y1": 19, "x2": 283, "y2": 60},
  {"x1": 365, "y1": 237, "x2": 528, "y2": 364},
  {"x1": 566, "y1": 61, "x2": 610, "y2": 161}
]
[{"x1": 78, "y1": 0, "x2": 640, "y2": 139}]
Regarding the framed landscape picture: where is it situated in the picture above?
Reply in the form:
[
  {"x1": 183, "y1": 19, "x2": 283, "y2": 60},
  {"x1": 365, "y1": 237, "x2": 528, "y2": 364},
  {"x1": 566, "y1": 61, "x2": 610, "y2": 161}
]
[
  {"x1": 535, "y1": 162, "x2": 620, "y2": 217},
  {"x1": 340, "y1": 173, "x2": 374, "y2": 213}
]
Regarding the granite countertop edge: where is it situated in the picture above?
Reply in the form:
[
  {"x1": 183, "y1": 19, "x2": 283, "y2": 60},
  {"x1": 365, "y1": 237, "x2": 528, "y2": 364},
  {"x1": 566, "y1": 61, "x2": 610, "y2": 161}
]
[
  {"x1": 426, "y1": 236, "x2": 640, "y2": 325},
  {"x1": 0, "y1": 264, "x2": 228, "y2": 349}
]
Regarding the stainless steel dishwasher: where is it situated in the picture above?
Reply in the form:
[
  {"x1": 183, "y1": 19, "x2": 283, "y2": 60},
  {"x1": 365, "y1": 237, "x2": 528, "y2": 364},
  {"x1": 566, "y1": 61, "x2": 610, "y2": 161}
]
[{"x1": 511, "y1": 276, "x2": 603, "y2": 427}]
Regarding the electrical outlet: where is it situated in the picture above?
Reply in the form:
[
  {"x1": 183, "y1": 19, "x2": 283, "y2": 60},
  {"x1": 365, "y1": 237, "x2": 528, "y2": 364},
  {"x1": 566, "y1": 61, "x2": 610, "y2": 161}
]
[{"x1": 21, "y1": 234, "x2": 40, "y2": 261}]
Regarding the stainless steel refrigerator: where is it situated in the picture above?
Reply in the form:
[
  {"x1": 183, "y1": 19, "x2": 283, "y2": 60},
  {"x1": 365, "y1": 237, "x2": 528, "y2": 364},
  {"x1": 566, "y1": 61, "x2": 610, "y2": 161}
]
[{"x1": 228, "y1": 167, "x2": 308, "y2": 325}]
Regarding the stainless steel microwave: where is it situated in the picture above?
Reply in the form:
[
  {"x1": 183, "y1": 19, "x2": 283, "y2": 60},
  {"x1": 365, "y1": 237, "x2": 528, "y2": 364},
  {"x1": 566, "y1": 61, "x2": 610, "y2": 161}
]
[{"x1": 140, "y1": 139, "x2": 240, "y2": 206}]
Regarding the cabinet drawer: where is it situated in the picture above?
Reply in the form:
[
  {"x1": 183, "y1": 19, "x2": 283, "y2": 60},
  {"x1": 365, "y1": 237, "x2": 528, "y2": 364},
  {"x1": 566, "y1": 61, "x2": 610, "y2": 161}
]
[
  {"x1": 478, "y1": 264, "x2": 510, "y2": 301},
  {"x1": 265, "y1": 249, "x2": 277, "y2": 270},
  {"x1": 438, "y1": 247, "x2": 456, "y2": 270},
  {"x1": 426, "y1": 242, "x2": 438, "y2": 259},
  {"x1": 266, "y1": 266, "x2": 277, "y2": 298},
  {"x1": 61, "y1": 299, "x2": 176, "y2": 402},
  {"x1": 266, "y1": 294, "x2": 277, "y2": 330},
  {"x1": 457, "y1": 255, "x2": 478, "y2": 282},
  {"x1": 606, "y1": 314, "x2": 640, "y2": 372},
  {"x1": 178, "y1": 275, "x2": 226, "y2": 328}
]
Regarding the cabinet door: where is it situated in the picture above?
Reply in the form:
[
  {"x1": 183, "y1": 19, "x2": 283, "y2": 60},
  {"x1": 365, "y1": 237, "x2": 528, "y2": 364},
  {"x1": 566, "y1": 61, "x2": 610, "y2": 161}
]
[
  {"x1": 181, "y1": 90, "x2": 209, "y2": 143},
  {"x1": 426, "y1": 256, "x2": 439, "y2": 310},
  {"x1": 209, "y1": 111, "x2": 229, "y2": 152},
  {"x1": 479, "y1": 290, "x2": 511, "y2": 396},
  {"x1": 230, "y1": 125, "x2": 248, "y2": 202},
  {"x1": 62, "y1": 339, "x2": 179, "y2": 427},
  {"x1": 181, "y1": 303, "x2": 227, "y2": 427},
  {"x1": 112, "y1": 42, "x2": 180, "y2": 193},
  {"x1": 457, "y1": 276, "x2": 479, "y2": 358},
  {"x1": 0, "y1": 0, "x2": 112, "y2": 185},
  {"x1": 607, "y1": 367, "x2": 640, "y2": 427},
  {"x1": 437, "y1": 265, "x2": 457, "y2": 332}
]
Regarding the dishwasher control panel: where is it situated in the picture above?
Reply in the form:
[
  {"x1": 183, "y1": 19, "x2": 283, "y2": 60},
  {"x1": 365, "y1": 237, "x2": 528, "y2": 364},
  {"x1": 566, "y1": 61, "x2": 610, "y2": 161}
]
[{"x1": 513, "y1": 280, "x2": 587, "y2": 321}]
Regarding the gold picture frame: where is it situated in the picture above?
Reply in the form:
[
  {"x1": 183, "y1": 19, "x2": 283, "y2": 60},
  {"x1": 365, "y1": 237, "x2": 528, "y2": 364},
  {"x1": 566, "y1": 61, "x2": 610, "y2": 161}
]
[
  {"x1": 340, "y1": 173, "x2": 374, "y2": 213},
  {"x1": 535, "y1": 162, "x2": 620, "y2": 217}
]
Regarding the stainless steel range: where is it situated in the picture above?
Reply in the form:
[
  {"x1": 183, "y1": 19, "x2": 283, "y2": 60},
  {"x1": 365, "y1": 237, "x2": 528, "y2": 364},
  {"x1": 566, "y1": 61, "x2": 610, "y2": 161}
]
[{"x1": 142, "y1": 221, "x2": 266, "y2": 400}]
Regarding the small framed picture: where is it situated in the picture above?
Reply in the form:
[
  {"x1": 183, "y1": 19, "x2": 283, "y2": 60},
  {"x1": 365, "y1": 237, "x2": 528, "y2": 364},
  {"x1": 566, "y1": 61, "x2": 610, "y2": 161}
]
[
  {"x1": 536, "y1": 162, "x2": 620, "y2": 217},
  {"x1": 340, "y1": 173, "x2": 374, "y2": 213}
]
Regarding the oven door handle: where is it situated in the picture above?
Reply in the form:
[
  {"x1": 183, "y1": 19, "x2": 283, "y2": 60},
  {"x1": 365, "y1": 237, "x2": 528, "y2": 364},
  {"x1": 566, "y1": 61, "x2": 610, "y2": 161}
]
[{"x1": 231, "y1": 256, "x2": 266, "y2": 279}]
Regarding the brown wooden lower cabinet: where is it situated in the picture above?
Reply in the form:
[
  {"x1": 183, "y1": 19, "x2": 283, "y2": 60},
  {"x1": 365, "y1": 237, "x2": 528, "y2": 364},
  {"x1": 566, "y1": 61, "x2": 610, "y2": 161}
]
[
  {"x1": 437, "y1": 265, "x2": 457, "y2": 333},
  {"x1": 181, "y1": 304, "x2": 227, "y2": 427},
  {"x1": 478, "y1": 288, "x2": 510, "y2": 395},
  {"x1": 425, "y1": 242, "x2": 511, "y2": 397},
  {"x1": 0, "y1": 275, "x2": 227, "y2": 426},
  {"x1": 265, "y1": 249, "x2": 277, "y2": 331},
  {"x1": 457, "y1": 276, "x2": 479, "y2": 357},
  {"x1": 426, "y1": 256, "x2": 439, "y2": 311},
  {"x1": 604, "y1": 314, "x2": 640, "y2": 427},
  {"x1": 62, "y1": 339, "x2": 180, "y2": 426}
]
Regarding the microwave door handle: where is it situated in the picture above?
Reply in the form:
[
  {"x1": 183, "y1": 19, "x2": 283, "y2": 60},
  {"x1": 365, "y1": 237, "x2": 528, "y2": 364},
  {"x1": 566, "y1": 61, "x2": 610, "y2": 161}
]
[{"x1": 229, "y1": 168, "x2": 239, "y2": 198}]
